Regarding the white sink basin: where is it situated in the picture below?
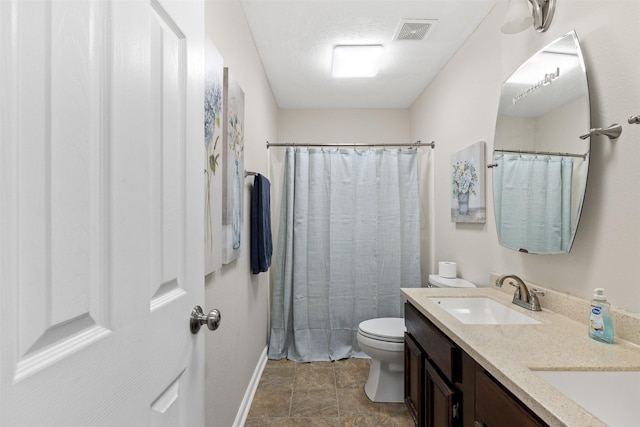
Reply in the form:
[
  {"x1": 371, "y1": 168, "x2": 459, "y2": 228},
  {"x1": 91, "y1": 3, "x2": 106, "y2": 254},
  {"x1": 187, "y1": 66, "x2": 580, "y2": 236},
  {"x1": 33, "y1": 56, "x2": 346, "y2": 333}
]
[
  {"x1": 429, "y1": 297, "x2": 541, "y2": 325},
  {"x1": 533, "y1": 370, "x2": 640, "y2": 426}
]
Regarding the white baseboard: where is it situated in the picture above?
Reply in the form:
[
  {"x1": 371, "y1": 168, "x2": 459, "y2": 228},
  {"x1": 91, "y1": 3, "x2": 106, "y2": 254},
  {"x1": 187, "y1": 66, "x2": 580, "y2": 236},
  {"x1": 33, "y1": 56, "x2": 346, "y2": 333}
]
[{"x1": 233, "y1": 345, "x2": 268, "y2": 427}]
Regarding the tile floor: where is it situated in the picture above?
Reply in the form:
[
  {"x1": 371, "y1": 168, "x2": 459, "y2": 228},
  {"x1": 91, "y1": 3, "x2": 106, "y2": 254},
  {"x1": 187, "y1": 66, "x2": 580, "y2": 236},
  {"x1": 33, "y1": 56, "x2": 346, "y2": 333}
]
[{"x1": 245, "y1": 358, "x2": 415, "y2": 426}]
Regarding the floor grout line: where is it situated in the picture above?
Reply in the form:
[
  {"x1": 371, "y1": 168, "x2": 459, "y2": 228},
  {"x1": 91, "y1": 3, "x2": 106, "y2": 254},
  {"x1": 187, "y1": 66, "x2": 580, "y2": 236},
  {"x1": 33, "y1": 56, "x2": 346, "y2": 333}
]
[
  {"x1": 287, "y1": 362, "x2": 296, "y2": 418},
  {"x1": 333, "y1": 363, "x2": 341, "y2": 423},
  {"x1": 245, "y1": 358, "x2": 414, "y2": 426}
]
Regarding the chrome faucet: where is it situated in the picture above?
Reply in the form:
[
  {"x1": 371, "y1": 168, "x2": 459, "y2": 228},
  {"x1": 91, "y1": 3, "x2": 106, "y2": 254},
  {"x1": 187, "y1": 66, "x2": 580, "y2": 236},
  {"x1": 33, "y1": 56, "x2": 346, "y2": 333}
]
[{"x1": 495, "y1": 274, "x2": 544, "y2": 311}]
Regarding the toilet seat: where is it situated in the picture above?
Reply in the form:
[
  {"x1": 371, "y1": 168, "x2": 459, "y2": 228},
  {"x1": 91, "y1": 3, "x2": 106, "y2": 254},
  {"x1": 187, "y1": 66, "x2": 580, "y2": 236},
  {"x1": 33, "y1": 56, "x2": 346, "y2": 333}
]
[{"x1": 358, "y1": 318, "x2": 405, "y2": 343}]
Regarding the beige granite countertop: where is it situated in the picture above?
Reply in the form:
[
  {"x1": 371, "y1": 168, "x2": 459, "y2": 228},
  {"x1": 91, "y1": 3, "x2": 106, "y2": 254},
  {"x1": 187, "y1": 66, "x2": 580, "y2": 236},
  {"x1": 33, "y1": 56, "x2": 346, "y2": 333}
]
[{"x1": 401, "y1": 285, "x2": 640, "y2": 427}]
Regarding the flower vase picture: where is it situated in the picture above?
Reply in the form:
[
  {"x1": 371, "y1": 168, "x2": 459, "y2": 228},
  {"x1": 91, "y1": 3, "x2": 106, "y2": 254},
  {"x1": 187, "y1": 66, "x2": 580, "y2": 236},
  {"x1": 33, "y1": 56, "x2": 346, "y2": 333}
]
[
  {"x1": 204, "y1": 38, "x2": 223, "y2": 275},
  {"x1": 451, "y1": 141, "x2": 486, "y2": 223},
  {"x1": 221, "y1": 67, "x2": 244, "y2": 264}
]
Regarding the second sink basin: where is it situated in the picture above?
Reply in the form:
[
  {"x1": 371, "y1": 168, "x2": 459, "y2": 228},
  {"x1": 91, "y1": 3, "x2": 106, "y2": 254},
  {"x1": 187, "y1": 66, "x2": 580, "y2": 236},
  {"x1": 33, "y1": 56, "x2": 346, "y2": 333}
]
[
  {"x1": 532, "y1": 370, "x2": 640, "y2": 426},
  {"x1": 429, "y1": 297, "x2": 541, "y2": 325}
]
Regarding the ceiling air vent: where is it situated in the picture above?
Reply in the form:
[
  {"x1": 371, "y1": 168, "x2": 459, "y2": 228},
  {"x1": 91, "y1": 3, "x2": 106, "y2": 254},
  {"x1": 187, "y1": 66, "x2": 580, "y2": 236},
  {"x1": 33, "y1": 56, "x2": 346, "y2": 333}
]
[{"x1": 394, "y1": 19, "x2": 436, "y2": 41}]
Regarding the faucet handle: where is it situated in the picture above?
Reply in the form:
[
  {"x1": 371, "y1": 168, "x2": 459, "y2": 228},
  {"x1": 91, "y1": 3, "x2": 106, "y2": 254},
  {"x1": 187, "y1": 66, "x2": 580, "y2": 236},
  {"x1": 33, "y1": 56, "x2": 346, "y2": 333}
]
[{"x1": 529, "y1": 288, "x2": 544, "y2": 311}]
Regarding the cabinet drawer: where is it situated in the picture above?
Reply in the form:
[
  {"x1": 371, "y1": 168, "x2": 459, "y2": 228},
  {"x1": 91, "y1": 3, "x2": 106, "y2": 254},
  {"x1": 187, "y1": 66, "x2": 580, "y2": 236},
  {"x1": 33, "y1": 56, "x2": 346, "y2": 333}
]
[
  {"x1": 405, "y1": 302, "x2": 460, "y2": 383},
  {"x1": 475, "y1": 368, "x2": 548, "y2": 427}
]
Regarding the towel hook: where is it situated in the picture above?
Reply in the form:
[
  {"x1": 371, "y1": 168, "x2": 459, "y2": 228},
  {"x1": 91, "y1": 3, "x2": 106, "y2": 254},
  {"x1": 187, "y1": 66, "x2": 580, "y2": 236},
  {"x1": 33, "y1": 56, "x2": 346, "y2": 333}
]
[
  {"x1": 579, "y1": 123, "x2": 622, "y2": 140},
  {"x1": 629, "y1": 115, "x2": 640, "y2": 124}
]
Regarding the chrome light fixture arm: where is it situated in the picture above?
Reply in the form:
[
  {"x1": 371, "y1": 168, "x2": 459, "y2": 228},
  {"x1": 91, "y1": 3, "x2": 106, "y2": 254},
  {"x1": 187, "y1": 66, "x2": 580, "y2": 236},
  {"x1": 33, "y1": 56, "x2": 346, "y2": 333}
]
[{"x1": 528, "y1": 0, "x2": 556, "y2": 32}]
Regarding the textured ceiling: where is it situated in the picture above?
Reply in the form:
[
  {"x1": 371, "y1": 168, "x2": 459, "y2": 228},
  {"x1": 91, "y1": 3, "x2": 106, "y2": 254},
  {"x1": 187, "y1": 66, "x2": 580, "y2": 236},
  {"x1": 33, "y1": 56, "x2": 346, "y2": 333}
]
[{"x1": 240, "y1": 0, "x2": 497, "y2": 109}]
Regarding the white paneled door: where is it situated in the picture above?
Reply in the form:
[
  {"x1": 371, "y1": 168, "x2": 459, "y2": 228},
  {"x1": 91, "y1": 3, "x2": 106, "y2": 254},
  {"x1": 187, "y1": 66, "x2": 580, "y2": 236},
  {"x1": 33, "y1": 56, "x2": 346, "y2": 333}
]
[{"x1": 0, "y1": 0, "x2": 206, "y2": 425}]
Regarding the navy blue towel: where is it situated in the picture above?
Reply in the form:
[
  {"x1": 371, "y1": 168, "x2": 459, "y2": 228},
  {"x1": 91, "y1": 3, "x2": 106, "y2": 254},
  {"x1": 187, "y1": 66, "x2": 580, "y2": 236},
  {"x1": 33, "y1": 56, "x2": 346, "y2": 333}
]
[{"x1": 250, "y1": 174, "x2": 273, "y2": 274}]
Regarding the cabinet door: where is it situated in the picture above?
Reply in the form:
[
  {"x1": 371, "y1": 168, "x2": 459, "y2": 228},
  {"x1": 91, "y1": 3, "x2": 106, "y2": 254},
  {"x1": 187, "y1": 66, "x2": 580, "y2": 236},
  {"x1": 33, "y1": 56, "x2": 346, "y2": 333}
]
[
  {"x1": 405, "y1": 333, "x2": 424, "y2": 426},
  {"x1": 475, "y1": 368, "x2": 547, "y2": 427},
  {"x1": 460, "y1": 350, "x2": 477, "y2": 427},
  {"x1": 0, "y1": 1, "x2": 205, "y2": 425},
  {"x1": 425, "y1": 359, "x2": 459, "y2": 427}
]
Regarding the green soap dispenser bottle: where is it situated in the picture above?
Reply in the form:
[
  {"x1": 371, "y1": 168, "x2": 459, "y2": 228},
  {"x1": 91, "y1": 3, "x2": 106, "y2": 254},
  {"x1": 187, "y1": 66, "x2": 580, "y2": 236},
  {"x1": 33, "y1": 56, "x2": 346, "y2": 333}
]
[{"x1": 588, "y1": 288, "x2": 614, "y2": 344}]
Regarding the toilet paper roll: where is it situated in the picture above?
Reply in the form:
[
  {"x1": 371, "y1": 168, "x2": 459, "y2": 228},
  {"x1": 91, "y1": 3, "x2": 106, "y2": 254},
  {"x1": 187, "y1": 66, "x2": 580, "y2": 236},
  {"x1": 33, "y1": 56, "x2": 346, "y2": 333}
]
[{"x1": 438, "y1": 262, "x2": 457, "y2": 279}]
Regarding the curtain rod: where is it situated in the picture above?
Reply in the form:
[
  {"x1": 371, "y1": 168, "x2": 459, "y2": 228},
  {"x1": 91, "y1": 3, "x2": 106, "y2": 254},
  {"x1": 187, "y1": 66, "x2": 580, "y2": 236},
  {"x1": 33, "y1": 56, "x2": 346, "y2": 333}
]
[
  {"x1": 493, "y1": 148, "x2": 589, "y2": 160},
  {"x1": 266, "y1": 140, "x2": 435, "y2": 149}
]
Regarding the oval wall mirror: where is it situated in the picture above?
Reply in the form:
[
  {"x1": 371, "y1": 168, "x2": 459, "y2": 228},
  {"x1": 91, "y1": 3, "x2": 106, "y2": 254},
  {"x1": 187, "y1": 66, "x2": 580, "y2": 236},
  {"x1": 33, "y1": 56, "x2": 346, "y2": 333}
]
[{"x1": 492, "y1": 30, "x2": 590, "y2": 254}]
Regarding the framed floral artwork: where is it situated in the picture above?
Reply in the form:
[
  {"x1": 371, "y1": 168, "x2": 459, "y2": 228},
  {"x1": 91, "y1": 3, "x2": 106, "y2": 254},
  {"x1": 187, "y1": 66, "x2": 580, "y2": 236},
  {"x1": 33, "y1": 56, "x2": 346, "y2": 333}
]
[
  {"x1": 204, "y1": 38, "x2": 224, "y2": 275},
  {"x1": 451, "y1": 141, "x2": 486, "y2": 223},
  {"x1": 221, "y1": 67, "x2": 244, "y2": 264}
]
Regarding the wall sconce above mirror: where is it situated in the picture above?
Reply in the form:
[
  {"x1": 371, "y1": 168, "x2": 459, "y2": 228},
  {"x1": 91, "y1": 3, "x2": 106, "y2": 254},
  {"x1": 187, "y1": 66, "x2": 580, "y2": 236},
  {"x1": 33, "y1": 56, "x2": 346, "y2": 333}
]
[
  {"x1": 492, "y1": 30, "x2": 590, "y2": 254},
  {"x1": 502, "y1": 0, "x2": 556, "y2": 34}
]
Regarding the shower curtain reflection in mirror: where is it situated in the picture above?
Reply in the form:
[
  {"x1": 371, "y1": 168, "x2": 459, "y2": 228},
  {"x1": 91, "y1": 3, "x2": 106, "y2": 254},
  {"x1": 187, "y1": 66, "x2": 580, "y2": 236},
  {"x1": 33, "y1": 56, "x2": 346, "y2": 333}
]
[
  {"x1": 268, "y1": 147, "x2": 421, "y2": 362},
  {"x1": 493, "y1": 154, "x2": 574, "y2": 254}
]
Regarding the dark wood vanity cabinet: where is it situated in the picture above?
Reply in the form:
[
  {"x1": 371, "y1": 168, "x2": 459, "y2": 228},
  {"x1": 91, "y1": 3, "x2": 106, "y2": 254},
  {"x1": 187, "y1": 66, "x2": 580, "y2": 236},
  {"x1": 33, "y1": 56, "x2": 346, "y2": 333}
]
[
  {"x1": 474, "y1": 367, "x2": 547, "y2": 427},
  {"x1": 405, "y1": 302, "x2": 463, "y2": 427},
  {"x1": 404, "y1": 302, "x2": 548, "y2": 427},
  {"x1": 404, "y1": 333, "x2": 425, "y2": 424},
  {"x1": 424, "y1": 359, "x2": 459, "y2": 427}
]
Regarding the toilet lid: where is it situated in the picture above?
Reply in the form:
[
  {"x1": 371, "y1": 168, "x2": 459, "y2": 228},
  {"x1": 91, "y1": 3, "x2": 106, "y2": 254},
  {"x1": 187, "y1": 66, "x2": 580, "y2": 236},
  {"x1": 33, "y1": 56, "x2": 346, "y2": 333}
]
[
  {"x1": 358, "y1": 318, "x2": 405, "y2": 343},
  {"x1": 428, "y1": 274, "x2": 477, "y2": 288}
]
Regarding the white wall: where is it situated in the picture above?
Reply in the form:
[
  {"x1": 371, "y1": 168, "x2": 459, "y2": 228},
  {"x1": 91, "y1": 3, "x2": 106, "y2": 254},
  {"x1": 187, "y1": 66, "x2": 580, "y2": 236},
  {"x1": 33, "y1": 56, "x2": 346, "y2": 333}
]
[
  {"x1": 204, "y1": 1, "x2": 278, "y2": 426},
  {"x1": 277, "y1": 109, "x2": 411, "y2": 143},
  {"x1": 410, "y1": 0, "x2": 640, "y2": 312}
]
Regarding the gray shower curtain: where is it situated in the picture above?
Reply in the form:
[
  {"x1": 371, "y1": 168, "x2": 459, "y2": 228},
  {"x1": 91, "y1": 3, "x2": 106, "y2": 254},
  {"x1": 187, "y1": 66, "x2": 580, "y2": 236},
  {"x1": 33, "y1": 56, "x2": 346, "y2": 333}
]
[
  {"x1": 268, "y1": 147, "x2": 421, "y2": 362},
  {"x1": 494, "y1": 154, "x2": 574, "y2": 253}
]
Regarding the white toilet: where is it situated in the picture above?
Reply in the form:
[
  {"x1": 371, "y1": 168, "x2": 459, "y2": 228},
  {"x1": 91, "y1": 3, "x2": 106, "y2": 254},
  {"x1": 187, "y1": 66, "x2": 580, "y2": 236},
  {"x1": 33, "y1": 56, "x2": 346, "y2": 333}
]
[
  {"x1": 357, "y1": 317, "x2": 405, "y2": 403},
  {"x1": 357, "y1": 275, "x2": 476, "y2": 403}
]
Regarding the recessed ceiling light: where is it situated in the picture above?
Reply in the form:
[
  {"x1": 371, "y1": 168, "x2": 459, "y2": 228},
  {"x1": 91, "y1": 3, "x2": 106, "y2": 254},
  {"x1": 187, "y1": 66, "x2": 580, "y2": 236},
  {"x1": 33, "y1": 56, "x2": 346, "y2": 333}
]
[{"x1": 332, "y1": 45, "x2": 383, "y2": 78}]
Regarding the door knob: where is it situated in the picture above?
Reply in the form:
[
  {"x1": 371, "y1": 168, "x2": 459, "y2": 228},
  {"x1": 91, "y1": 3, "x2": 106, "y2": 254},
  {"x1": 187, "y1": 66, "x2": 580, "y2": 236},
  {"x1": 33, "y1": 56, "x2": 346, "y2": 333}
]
[{"x1": 190, "y1": 305, "x2": 221, "y2": 334}]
